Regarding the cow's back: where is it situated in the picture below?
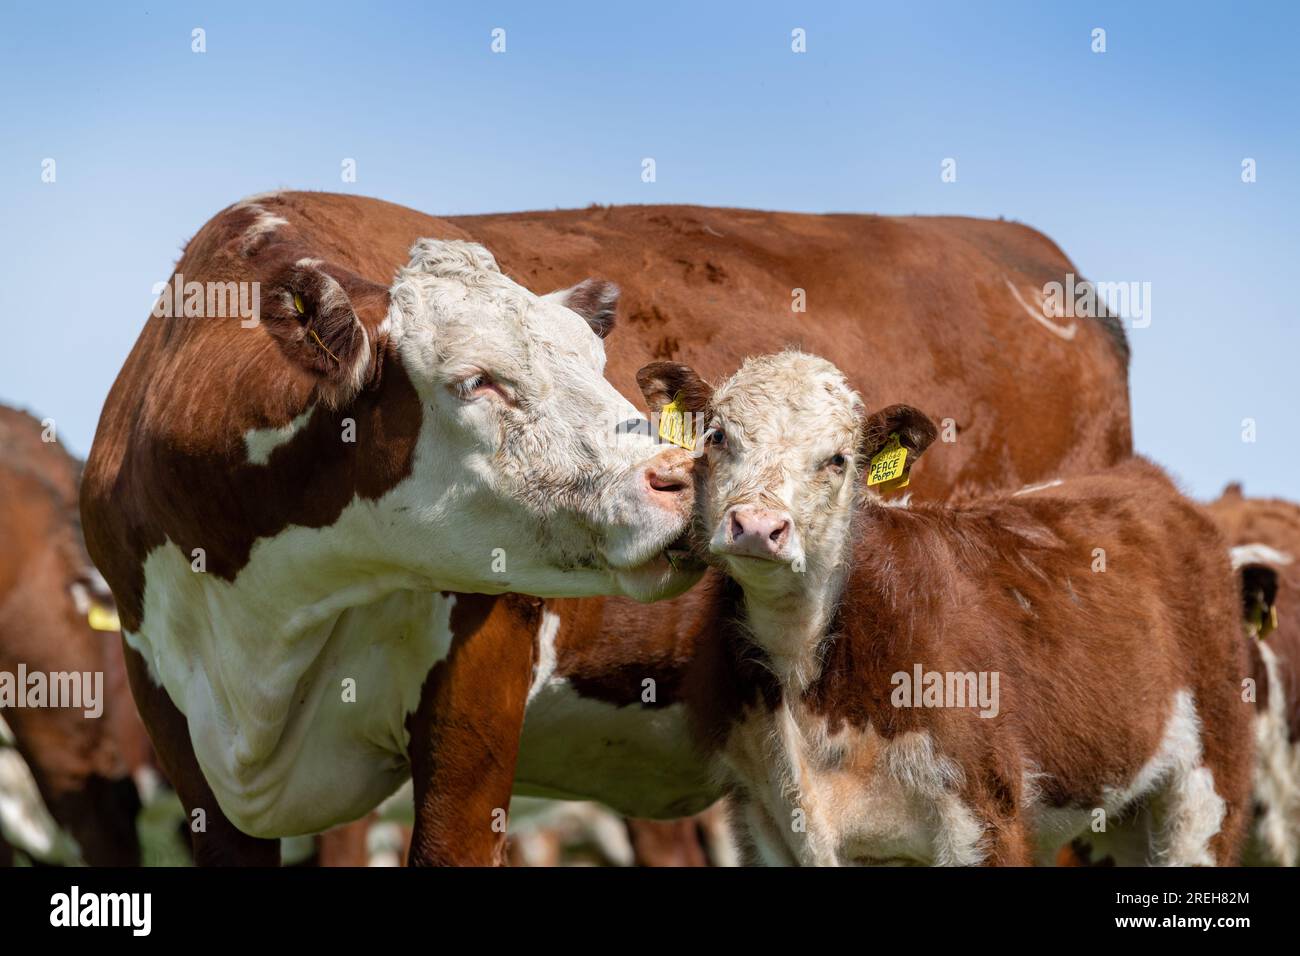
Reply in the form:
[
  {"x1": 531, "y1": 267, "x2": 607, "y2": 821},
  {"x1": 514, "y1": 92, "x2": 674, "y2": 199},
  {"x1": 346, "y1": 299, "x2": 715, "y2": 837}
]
[
  {"x1": 190, "y1": 194, "x2": 1132, "y2": 498},
  {"x1": 451, "y1": 204, "x2": 1132, "y2": 497}
]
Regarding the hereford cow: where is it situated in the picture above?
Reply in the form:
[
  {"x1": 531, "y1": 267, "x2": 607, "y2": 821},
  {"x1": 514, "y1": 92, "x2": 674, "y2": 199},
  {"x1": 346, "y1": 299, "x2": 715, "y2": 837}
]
[
  {"x1": 0, "y1": 406, "x2": 144, "y2": 865},
  {"x1": 1206, "y1": 484, "x2": 1300, "y2": 866},
  {"x1": 83, "y1": 192, "x2": 1132, "y2": 865},
  {"x1": 637, "y1": 352, "x2": 1252, "y2": 865}
]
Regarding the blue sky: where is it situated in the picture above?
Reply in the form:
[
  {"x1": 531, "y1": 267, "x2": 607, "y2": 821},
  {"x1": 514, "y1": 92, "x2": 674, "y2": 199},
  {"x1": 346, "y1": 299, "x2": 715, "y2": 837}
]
[{"x1": 1, "y1": 1, "x2": 1296, "y2": 499}]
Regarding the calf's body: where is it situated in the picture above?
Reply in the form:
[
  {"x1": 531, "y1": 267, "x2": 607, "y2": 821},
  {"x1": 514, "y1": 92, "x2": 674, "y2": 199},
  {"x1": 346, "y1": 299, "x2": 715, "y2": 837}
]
[{"x1": 646, "y1": 354, "x2": 1253, "y2": 866}]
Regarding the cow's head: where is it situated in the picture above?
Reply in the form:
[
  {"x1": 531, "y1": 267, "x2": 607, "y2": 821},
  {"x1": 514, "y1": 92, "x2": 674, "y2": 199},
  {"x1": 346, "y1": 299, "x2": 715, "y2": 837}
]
[
  {"x1": 262, "y1": 239, "x2": 701, "y2": 602},
  {"x1": 637, "y1": 351, "x2": 936, "y2": 591}
]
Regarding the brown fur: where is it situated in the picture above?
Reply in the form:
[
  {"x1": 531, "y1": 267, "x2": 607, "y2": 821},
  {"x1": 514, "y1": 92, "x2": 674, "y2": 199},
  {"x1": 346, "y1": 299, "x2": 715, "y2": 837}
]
[
  {"x1": 694, "y1": 455, "x2": 1253, "y2": 865},
  {"x1": 0, "y1": 406, "x2": 143, "y2": 865},
  {"x1": 81, "y1": 192, "x2": 1132, "y2": 864}
]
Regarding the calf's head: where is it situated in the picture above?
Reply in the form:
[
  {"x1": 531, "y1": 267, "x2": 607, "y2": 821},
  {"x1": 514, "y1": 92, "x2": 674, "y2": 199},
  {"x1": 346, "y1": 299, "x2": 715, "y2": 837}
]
[{"x1": 638, "y1": 351, "x2": 936, "y2": 590}]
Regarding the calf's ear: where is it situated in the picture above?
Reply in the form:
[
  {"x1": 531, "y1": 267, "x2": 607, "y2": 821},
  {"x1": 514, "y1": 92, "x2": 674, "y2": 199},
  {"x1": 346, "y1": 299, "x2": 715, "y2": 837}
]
[
  {"x1": 862, "y1": 404, "x2": 939, "y2": 463},
  {"x1": 636, "y1": 362, "x2": 713, "y2": 414},
  {"x1": 546, "y1": 278, "x2": 620, "y2": 338}
]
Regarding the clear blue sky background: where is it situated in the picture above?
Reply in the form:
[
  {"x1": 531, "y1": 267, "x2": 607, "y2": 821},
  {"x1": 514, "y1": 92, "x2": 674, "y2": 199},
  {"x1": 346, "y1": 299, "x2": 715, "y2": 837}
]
[{"x1": 1, "y1": 1, "x2": 1296, "y2": 499}]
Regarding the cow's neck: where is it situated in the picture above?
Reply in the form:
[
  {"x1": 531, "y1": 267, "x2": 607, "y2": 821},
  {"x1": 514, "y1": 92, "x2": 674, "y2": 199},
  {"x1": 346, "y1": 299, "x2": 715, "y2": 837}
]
[{"x1": 733, "y1": 539, "x2": 853, "y2": 691}]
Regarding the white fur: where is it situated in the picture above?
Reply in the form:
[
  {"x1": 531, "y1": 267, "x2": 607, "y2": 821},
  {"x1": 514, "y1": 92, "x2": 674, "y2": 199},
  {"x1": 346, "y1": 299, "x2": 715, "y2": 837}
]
[
  {"x1": 0, "y1": 714, "x2": 82, "y2": 864},
  {"x1": 243, "y1": 407, "x2": 315, "y2": 466},
  {"x1": 1004, "y1": 278, "x2": 1078, "y2": 341},
  {"x1": 1042, "y1": 690, "x2": 1226, "y2": 866},
  {"x1": 1247, "y1": 642, "x2": 1300, "y2": 865},
  {"x1": 1012, "y1": 478, "x2": 1065, "y2": 497},
  {"x1": 1230, "y1": 543, "x2": 1294, "y2": 570}
]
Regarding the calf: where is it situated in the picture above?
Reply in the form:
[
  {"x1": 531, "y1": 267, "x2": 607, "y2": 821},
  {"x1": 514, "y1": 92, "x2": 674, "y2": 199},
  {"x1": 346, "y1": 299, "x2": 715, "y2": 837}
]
[{"x1": 639, "y1": 352, "x2": 1253, "y2": 866}]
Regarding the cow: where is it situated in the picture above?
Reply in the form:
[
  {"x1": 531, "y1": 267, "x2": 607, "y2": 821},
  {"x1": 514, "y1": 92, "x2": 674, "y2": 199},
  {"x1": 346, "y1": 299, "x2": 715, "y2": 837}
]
[
  {"x1": 1206, "y1": 484, "x2": 1300, "y2": 866},
  {"x1": 635, "y1": 351, "x2": 1253, "y2": 865},
  {"x1": 0, "y1": 406, "x2": 145, "y2": 865},
  {"x1": 83, "y1": 192, "x2": 1133, "y2": 864},
  {"x1": 81, "y1": 195, "x2": 703, "y2": 865}
]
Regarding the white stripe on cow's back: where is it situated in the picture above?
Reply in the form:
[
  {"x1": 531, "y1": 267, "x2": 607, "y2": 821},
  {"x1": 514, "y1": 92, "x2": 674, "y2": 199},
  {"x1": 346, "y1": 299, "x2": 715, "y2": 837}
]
[
  {"x1": 1004, "y1": 278, "x2": 1078, "y2": 341},
  {"x1": 1011, "y1": 478, "x2": 1065, "y2": 497}
]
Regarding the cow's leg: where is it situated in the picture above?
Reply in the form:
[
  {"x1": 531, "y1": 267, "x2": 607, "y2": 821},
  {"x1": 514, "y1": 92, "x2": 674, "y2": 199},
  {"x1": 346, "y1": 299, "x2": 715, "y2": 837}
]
[
  {"x1": 626, "y1": 817, "x2": 710, "y2": 867},
  {"x1": 122, "y1": 642, "x2": 280, "y2": 866},
  {"x1": 406, "y1": 594, "x2": 538, "y2": 866}
]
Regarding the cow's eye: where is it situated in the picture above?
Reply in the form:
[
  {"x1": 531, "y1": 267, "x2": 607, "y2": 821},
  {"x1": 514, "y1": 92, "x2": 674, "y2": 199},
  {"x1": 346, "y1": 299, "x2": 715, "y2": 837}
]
[
  {"x1": 451, "y1": 372, "x2": 495, "y2": 401},
  {"x1": 705, "y1": 427, "x2": 727, "y2": 449},
  {"x1": 825, "y1": 453, "x2": 848, "y2": 473}
]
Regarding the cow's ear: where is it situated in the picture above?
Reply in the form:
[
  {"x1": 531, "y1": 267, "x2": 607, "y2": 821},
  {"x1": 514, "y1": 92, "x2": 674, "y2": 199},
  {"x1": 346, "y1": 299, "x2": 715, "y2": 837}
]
[
  {"x1": 547, "y1": 279, "x2": 620, "y2": 338},
  {"x1": 636, "y1": 362, "x2": 712, "y2": 414},
  {"x1": 264, "y1": 260, "x2": 384, "y2": 407},
  {"x1": 862, "y1": 404, "x2": 939, "y2": 465}
]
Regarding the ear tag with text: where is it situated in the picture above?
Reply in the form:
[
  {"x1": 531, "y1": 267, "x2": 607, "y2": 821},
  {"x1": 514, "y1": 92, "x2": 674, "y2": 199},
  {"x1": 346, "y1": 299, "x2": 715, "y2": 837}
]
[
  {"x1": 868, "y1": 432, "x2": 909, "y2": 491},
  {"x1": 658, "y1": 392, "x2": 696, "y2": 450}
]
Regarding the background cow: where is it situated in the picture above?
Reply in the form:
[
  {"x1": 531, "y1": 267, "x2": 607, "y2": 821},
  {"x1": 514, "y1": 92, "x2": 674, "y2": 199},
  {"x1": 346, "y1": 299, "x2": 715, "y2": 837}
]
[
  {"x1": 0, "y1": 406, "x2": 146, "y2": 865},
  {"x1": 1207, "y1": 484, "x2": 1300, "y2": 866}
]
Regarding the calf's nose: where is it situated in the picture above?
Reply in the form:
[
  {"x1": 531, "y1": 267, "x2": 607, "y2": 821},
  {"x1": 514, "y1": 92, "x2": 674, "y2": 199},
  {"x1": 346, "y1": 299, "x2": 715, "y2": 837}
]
[{"x1": 727, "y1": 507, "x2": 791, "y2": 557}]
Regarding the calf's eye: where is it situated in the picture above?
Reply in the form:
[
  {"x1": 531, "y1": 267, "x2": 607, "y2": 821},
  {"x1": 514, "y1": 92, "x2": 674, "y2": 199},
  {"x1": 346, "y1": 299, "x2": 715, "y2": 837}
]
[
  {"x1": 706, "y1": 428, "x2": 727, "y2": 448},
  {"x1": 826, "y1": 453, "x2": 847, "y2": 472}
]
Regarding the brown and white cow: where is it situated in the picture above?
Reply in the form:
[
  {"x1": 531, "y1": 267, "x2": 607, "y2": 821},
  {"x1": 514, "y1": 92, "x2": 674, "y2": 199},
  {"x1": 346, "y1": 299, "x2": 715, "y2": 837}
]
[
  {"x1": 83, "y1": 193, "x2": 1133, "y2": 864},
  {"x1": 82, "y1": 197, "x2": 703, "y2": 865},
  {"x1": 0, "y1": 406, "x2": 145, "y2": 865},
  {"x1": 637, "y1": 352, "x2": 1253, "y2": 865},
  {"x1": 1206, "y1": 484, "x2": 1300, "y2": 866}
]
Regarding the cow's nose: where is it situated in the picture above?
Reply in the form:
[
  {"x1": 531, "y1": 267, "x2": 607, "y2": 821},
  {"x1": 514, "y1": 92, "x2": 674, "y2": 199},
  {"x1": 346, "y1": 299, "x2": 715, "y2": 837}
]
[
  {"x1": 727, "y1": 507, "x2": 791, "y2": 557},
  {"x1": 642, "y1": 448, "x2": 694, "y2": 511}
]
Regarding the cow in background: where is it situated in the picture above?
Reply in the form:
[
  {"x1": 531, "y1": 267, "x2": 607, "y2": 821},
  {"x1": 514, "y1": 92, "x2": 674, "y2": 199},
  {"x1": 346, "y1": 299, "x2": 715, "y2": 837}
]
[
  {"x1": 1207, "y1": 483, "x2": 1300, "y2": 866},
  {"x1": 0, "y1": 406, "x2": 147, "y2": 865}
]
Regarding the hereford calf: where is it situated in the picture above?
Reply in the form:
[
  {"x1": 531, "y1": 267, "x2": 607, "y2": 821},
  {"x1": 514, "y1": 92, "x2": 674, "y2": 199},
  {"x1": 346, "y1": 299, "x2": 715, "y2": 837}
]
[{"x1": 638, "y1": 352, "x2": 1253, "y2": 866}]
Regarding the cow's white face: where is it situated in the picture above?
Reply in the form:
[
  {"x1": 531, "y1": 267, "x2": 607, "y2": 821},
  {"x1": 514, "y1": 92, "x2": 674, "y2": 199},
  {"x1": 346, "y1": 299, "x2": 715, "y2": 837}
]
[
  {"x1": 386, "y1": 240, "x2": 699, "y2": 602},
  {"x1": 697, "y1": 352, "x2": 863, "y2": 590}
]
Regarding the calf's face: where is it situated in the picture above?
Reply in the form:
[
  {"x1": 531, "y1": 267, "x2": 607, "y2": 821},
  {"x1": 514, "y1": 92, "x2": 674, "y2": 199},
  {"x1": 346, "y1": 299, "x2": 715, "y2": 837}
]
[{"x1": 638, "y1": 352, "x2": 937, "y2": 589}]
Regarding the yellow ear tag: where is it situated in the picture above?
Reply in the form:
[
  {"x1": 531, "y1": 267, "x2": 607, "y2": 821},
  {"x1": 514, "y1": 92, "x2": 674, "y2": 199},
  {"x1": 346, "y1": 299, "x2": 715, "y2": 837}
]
[
  {"x1": 1260, "y1": 604, "x2": 1279, "y2": 640},
  {"x1": 657, "y1": 392, "x2": 696, "y2": 450},
  {"x1": 87, "y1": 603, "x2": 120, "y2": 633},
  {"x1": 868, "y1": 433, "x2": 909, "y2": 490},
  {"x1": 293, "y1": 292, "x2": 306, "y2": 314}
]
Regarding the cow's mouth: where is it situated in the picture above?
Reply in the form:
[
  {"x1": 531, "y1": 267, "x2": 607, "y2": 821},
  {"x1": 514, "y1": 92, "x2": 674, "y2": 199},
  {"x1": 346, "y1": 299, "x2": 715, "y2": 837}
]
[{"x1": 612, "y1": 530, "x2": 705, "y2": 602}]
